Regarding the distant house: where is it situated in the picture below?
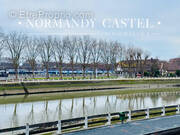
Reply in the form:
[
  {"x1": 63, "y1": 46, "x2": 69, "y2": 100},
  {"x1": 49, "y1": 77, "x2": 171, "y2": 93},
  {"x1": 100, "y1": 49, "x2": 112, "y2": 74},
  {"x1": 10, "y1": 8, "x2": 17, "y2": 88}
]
[{"x1": 166, "y1": 58, "x2": 180, "y2": 73}]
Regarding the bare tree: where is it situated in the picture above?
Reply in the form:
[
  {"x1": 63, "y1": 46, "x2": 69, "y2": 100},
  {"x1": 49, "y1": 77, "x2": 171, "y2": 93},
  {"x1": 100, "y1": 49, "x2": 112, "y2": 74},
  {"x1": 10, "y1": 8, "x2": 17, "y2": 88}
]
[
  {"x1": 0, "y1": 28, "x2": 5, "y2": 60},
  {"x1": 125, "y1": 46, "x2": 136, "y2": 77},
  {"x1": 100, "y1": 40, "x2": 122, "y2": 78},
  {"x1": 65, "y1": 36, "x2": 78, "y2": 79},
  {"x1": 77, "y1": 36, "x2": 92, "y2": 78},
  {"x1": 5, "y1": 32, "x2": 27, "y2": 79},
  {"x1": 134, "y1": 48, "x2": 151, "y2": 76},
  {"x1": 0, "y1": 41, "x2": 4, "y2": 60},
  {"x1": 121, "y1": 45, "x2": 151, "y2": 77},
  {"x1": 54, "y1": 38, "x2": 66, "y2": 79},
  {"x1": 25, "y1": 37, "x2": 39, "y2": 78},
  {"x1": 100, "y1": 41, "x2": 112, "y2": 78},
  {"x1": 91, "y1": 39, "x2": 101, "y2": 78},
  {"x1": 109, "y1": 41, "x2": 121, "y2": 74},
  {"x1": 117, "y1": 43, "x2": 125, "y2": 76},
  {"x1": 142, "y1": 51, "x2": 150, "y2": 76},
  {"x1": 38, "y1": 36, "x2": 54, "y2": 79},
  {"x1": 134, "y1": 47, "x2": 143, "y2": 73}
]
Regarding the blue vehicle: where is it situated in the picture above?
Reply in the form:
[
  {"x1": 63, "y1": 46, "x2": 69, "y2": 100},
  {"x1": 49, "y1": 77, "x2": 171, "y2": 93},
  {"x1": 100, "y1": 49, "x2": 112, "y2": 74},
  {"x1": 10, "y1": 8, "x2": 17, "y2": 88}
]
[{"x1": 0, "y1": 70, "x2": 8, "y2": 77}]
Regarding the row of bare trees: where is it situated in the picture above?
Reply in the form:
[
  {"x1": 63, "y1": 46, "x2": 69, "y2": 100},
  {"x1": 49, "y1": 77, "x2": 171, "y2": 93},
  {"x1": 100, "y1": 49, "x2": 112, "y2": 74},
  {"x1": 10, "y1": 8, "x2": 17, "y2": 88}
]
[
  {"x1": 124, "y1": 46, "x2": 150, "y2": 77},
  {"x1": 0, "y1": 31, "x2": 150, "y2": 79}
]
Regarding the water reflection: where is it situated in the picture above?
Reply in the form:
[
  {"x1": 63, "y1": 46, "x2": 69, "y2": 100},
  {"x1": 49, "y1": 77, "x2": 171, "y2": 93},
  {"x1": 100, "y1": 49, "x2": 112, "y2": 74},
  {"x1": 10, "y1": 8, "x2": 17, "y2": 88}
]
[{"x1": 1, "y1": 91, "x2": 180, "y2": 129}]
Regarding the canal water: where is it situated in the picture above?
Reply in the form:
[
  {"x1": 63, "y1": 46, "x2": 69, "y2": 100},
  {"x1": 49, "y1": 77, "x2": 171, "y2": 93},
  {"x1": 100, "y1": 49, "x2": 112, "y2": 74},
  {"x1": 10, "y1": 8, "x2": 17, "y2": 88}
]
[{"x1": 0, "y1": 91, "x2": 180, "y2": 130}]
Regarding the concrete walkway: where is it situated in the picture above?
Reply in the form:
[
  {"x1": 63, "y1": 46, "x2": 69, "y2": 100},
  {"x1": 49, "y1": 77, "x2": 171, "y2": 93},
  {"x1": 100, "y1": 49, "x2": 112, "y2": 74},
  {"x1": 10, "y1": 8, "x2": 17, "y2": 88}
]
[{"x1": 65, "y1": 115, "x2": 180, "y2": 135}]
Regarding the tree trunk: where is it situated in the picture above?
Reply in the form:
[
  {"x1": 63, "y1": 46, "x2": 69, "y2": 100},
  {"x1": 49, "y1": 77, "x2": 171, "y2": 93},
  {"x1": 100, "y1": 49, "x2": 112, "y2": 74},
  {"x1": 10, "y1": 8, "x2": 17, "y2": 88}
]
[
  {"x1": 71, "y1": 59, "x2": 74, "y2": 79},
  {"x1": 15, "y1": 67, "x2": 18, "y2": 80},
  {"x1": 114, "y1": 63, "x2": 118, "y2": 77},
  {"x1": 46, "y1": 65, "x2": 49, "y2": 79},
  {"x1": 32, "y1": 66, "x2": 35, "y2": 78},
  {"x1": 82, "y1": 65, "x2": 86, "y2": 79},
  {"x1": 107, "y1": 70, "x2": 110, "y2": 78},
  {"x1": 93, "y1": 62, "x2": 98, "y2": 79},
  {"x1": 59, "y1": 65, "x2": 63, "y2": 80},
  {"x1": 93, "y1": 66, "x2": 96, "y2": 79}
]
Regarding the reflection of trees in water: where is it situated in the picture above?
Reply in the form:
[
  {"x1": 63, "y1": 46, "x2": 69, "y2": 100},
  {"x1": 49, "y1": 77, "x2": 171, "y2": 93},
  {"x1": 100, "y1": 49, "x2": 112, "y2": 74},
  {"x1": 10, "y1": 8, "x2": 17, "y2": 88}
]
[
  {"x1": 161, "y1": 92, "x2": 180, "y2": 104},
  {"x1": 82, "y1": 98, "x2": 85, "y2": 115},
  {"x1": 70, "y1": 98, "x2": 74, "y2": 118},
  {"x1": 27, "y1": 104, "x2": 34, "y2": 124},
  {"x1": 58, "y1": 100, "x2": 62, "y2": 119},
  {"x1": 12, "y1": 104, "x2": 18, "y2": 127},
  {"x1": 8, "y1": 91, "x2": 180, "y2": 128},
  {"x1": 150, "y1": 93, "x2": 159, "y2": 107},
  {"x1": 117, "y1": 96, "x2": 126, "y2": 111},
  {"x1": 93, "y1": 97, "x2": 97, "y2": 114},
  {"x1": 140, "y1": 94, "x2": 145, "y2": 108},
  {"x1": 104, "y1": 96, "x2": 117, "y2": 113},
  {"x1": 45, "y1": 101, "x2": 49, "y2": 121},
  {"x1": 54, "y1": 100, "x2": 62, "y2": 120},
  {"x1": 125, "y1": 94, "x2": 146, "y2": 110},
  {"x1": 39, "y1": 101, "x2": 49, "y2": 122},
  {"x1": 117, "y1": 93, "x2": 158, "y2": 110},
  {"x1": 149, "y1": 92, "x2": 180, "y2": 106},
  {"x1": 117, "y1": 92, "x2": 180, "y2": 110},
  {"x1": 113, "y1": 96, "x2": 117, "y2": 112},
  {"x1": 105, "y1": 96, "x2": 110, "y2": 113},
  {"x1": 39, "y1": 92, "x2": 180, "y2": 121}
]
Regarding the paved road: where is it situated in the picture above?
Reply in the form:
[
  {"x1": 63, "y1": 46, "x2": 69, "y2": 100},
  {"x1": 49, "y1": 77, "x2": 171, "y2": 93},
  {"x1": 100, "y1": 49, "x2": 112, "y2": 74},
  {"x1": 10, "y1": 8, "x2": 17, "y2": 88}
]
[{"x1": 65, "y1": 115, "x2": 180, "y2": 135}]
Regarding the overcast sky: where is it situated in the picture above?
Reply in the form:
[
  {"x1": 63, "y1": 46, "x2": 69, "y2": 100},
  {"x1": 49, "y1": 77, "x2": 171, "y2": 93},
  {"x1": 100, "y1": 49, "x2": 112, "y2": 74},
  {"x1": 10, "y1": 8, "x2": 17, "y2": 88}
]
[{"x1": 0, "y1": 0, "x2": 180, "y2": 60}]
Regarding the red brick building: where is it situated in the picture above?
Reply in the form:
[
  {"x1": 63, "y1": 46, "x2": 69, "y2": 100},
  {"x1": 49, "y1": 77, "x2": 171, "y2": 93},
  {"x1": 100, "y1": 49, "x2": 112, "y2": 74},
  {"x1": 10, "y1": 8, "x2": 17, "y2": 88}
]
[{"x1": 166, "y1": 58, "x2": 180, "y2": 73}]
